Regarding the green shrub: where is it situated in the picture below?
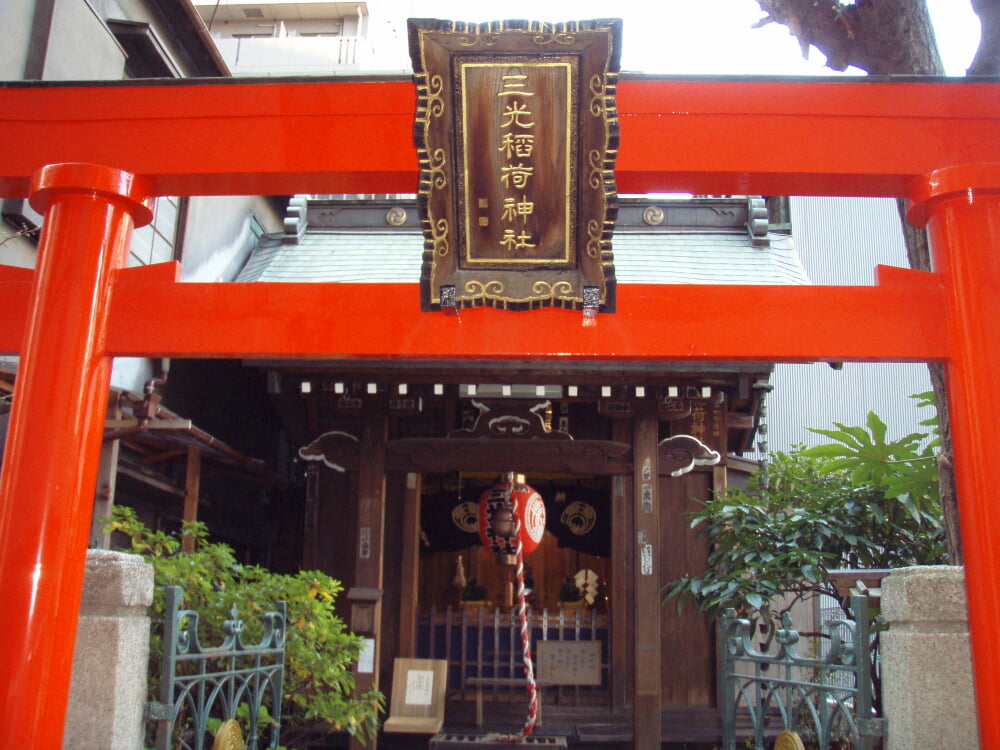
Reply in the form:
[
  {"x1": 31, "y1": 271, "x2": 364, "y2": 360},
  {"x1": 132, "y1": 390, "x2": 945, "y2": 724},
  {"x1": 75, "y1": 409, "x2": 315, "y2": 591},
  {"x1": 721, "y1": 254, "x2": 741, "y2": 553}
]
[
  {"x1": 461, "y1": 578, "x2": 489, "y2": 601},
  {"x1": 105, "y1": 506, "x2": 383, "y2": 748},
  {"x1": 558, "y1": 577, "x2": 583, "y2": 603}
]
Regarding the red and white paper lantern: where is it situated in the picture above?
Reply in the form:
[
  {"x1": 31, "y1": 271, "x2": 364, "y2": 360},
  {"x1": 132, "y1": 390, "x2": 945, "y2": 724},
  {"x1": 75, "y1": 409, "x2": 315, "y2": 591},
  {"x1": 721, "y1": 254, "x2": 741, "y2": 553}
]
[{"x1": 478, "y1": 476, "x2": 546, "y2": 556}]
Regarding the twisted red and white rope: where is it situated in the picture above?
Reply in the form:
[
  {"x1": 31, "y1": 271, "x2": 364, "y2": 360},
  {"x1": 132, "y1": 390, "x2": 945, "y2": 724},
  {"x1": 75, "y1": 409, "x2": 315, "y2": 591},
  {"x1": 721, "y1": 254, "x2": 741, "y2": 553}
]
[
  {"x1": 490, "y1": 474, "x2": 537, "y2": 744},
  {"x1": 513, "y1": 536, "x2": 537, "y2": 739}
]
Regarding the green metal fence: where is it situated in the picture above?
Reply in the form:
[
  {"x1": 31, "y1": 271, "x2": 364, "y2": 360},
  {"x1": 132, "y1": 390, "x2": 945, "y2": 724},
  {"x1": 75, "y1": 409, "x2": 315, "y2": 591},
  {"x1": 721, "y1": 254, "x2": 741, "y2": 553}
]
[
  {"x1": 720, "y1": 595, "x2": 886, "y2": 750},
  {"x1": 145, "y1": 586, "x2": 286, "y2": 750}
]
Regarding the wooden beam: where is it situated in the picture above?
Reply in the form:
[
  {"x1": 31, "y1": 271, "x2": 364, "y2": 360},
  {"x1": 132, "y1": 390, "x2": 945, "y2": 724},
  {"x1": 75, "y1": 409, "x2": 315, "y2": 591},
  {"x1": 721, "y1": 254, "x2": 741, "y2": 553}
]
[
  {"x1": 725, "y1": 413, "x2": 754, "y2": 430},
  {"x1": 632, "y1": 403, "x2": 661, "y2": 747},
  {"x1": 610, "y1": 420, "x2": 633, "y2": 713},
  {"x1": 116, "y1": 463, "x2": 185, "y2": 497},
  {"x1": 350, "y1": 405, "x2": 388, "y2": 750},
  {"x1": 104, "y1": 418, "x2": 193, "y2": 430},
  {"x1": 398, "y1": 473, "x2": 421, "y2": 659},
  {"x1": 132, "y1": 448, "x2": 188, "y2": 466},
  {"x1": 91, "y1": 397, "x2": 122, "y2": 549},
  {"x1": 181, "y1": 445, "x2": 201, "y2": 554},
  {"x1": 386, "y1": 438, "x2": 631, "y2": 475},
  {"x1": 302, "y1": 465, "x2": 320, "y2": 570}
]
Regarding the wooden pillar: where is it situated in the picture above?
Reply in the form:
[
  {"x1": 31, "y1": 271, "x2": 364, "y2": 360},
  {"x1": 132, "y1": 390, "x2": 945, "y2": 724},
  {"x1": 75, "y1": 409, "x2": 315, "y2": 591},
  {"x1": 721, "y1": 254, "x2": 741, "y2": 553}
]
[
  {"x1": 91, "y1": 395, "x2": 122, "y2": 548},
  {"x1": 610, "y1": 419, "x2": 633, "y2": 712},
  {"x1": 632, "y1": 402, "x2": 661, "y2": 747},
  {"x1": 350, "y1": 404, "x2": 388, "y2": 750},
  {"x1": 181, "y1": 444, "x2": 201, "y2": 553},
  {"x1": 302, "y1": 464, "x2": 320, "y2": 569},
  {"x1": 398, "y1": 472, "x2": 422, "y2": 658}
]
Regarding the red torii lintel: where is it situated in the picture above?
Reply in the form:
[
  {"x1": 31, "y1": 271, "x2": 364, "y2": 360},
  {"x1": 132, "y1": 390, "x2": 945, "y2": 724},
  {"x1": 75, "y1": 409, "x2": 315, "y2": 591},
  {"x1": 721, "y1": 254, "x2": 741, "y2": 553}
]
[
  {"x1": 0, "y1": 77, "x2": 998, "y2": 748},
  {"x1": 2, "y1": 76, "x2": 1000, "y2": 197}
]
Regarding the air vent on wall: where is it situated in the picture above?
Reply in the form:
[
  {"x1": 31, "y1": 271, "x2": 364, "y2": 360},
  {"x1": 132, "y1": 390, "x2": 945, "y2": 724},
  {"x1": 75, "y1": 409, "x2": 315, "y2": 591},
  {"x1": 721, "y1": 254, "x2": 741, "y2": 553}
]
[{"x1": 243, "y1": 8, "x2": 265, "y2": 18}]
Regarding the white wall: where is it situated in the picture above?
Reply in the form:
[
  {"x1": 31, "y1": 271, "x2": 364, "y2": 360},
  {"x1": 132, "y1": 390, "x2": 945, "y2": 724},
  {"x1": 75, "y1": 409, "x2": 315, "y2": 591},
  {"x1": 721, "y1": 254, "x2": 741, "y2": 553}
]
[
  {"x1": 764, "y1": 197, "x2": 934, "y2": 455},
  {"x1": 0, "y1": 1, "x2": 36, "y2": 78}
]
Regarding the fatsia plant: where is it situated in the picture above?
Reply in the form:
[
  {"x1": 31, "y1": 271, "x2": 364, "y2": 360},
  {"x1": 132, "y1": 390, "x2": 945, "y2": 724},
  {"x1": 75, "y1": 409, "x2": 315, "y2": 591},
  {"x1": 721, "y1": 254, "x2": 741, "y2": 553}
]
[{"x1": 803, "y1": 392, "x2": 943, "y2": 560}]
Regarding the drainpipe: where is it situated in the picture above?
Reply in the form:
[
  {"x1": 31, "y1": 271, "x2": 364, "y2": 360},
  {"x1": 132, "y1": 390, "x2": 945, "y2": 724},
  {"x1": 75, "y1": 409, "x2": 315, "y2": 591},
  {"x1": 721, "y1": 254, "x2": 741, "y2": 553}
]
[{"x1": 175, "y1": 0, "x2": 233, "y2": 77}]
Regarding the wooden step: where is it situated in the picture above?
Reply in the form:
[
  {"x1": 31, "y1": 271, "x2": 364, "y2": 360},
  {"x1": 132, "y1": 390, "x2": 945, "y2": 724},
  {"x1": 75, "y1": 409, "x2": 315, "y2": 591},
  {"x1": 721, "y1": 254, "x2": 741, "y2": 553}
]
[{"x1": 431, "y1": 734, "x2": 568, "y2": 749}]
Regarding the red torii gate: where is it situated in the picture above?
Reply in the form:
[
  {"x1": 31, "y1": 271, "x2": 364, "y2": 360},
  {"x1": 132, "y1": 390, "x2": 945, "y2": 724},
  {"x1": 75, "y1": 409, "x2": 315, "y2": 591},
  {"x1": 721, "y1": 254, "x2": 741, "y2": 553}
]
[{"x1": 0, "y1": 77, "x2": 998, "y2": 748}]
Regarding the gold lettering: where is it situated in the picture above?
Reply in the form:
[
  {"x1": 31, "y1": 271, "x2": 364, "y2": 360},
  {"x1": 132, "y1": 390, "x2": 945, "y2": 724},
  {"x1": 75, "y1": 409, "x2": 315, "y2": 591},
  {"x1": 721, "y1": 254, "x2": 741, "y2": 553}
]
[
  {"x1": 500, "y1": 163, "x2": 534, "y2": 189},
  {"x1": 500, "y1": 228, "x2": 537, "y2": 254},
  {"x1": 500, "y1": 101, "x2": 535, "y2": 129},
  {"x1": 498, "y1": 133, "x2": 535, "y2": 159},
  {"x1": 502, "y1": 195, "x2": 534, "y2": 223},
  {"x1": 499, "y1": 74, "x2": 534, "y2": 97}
]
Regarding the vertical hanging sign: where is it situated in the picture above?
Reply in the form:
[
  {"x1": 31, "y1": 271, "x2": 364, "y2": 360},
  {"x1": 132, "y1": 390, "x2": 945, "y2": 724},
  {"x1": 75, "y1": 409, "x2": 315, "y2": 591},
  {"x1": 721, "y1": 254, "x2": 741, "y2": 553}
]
[{"x1": 409, "y1": 18, "x2": 621, "y2": 312}]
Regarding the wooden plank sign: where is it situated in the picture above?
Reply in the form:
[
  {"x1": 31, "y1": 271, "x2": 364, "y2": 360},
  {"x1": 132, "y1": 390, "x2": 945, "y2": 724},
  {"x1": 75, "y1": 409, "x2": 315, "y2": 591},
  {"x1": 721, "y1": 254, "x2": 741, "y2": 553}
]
[
  {"x1": 383, "y1": 658, "x2": 448, "y2": 734},
  {"x1": 536, "y1": 640, "x2": 602, "y2": 686},
  {"x1": 408, "y1": 19, "x2": 621, "y2": 311}
]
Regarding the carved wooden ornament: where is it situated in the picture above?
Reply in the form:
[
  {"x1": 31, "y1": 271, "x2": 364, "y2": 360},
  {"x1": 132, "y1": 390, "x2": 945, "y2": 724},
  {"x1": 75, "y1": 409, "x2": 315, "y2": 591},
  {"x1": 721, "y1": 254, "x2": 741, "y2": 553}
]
[{"x1": 408, "y1": 18, "x2": 621, "y2": 312}]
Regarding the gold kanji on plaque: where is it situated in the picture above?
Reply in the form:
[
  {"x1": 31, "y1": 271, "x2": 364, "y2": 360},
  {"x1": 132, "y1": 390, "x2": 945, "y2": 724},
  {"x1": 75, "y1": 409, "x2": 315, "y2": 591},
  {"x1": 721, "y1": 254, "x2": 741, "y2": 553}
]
[{"x1": 409, "y1": 18, "x2": 621, "y2": 312}]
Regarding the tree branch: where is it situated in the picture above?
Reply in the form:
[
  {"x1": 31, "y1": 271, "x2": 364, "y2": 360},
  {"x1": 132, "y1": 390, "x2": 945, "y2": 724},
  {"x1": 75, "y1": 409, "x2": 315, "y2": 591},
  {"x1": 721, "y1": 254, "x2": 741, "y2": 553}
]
[
  {"x1": 969, "y1": 0, "x2": 1000, "y2": 74},
  {"x1": 756, "y1": 0, "x2": 943, "y2": 74}
]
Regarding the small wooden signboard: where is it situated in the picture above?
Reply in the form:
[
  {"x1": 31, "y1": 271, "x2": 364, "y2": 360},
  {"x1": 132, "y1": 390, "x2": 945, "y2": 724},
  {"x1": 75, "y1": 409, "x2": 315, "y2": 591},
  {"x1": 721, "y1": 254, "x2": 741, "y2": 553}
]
[
  {"x1": 536, "y1": 639, "x2": 602, "y2": 686},
  {"x1": 384, "y1": 658, "x2": 449, "y2": 734},
  {"x1": 408, "y1": 18, "x2": 621, "y2": 312}
]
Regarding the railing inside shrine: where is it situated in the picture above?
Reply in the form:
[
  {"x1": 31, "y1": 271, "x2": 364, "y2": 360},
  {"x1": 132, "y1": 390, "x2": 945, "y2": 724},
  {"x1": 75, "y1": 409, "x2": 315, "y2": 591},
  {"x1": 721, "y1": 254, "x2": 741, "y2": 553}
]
[
  {"x1": 720, "y1": 596, "x2": 885, "y2": 750},
  {"x1": 417, "y1": 606, "x2": 610, "y2": 708},
  {"x1": 145, "y1": 586, "x2": 287, "y2": 750}
]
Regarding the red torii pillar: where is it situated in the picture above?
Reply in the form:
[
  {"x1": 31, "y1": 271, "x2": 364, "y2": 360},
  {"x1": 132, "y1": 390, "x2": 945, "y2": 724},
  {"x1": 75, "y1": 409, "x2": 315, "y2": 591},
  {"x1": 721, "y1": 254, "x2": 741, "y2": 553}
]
[
  {"x1": 908, "y1": 164, "x2": 1000, "y2": 733},
  {"x1": 0, "y1": 78, "x2": 999, "y2": 748},
  {"x1": 0, "y1": 164, "x2": 153, "y2": 748}
]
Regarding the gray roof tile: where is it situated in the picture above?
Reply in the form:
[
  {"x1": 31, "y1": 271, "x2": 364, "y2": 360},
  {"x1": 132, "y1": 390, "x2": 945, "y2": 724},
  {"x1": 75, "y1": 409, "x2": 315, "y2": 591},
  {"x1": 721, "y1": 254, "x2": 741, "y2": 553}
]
[{"x1": 237, "y1": 229, "x2": 809, "y2": 286}]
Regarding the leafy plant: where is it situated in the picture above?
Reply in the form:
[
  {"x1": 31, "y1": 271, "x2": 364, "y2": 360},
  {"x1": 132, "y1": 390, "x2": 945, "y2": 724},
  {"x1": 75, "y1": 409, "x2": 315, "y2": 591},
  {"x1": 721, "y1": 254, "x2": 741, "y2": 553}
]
[
  {"x1": 558, "y1": 577, "x2": 584, "y2": 603},
  {"x1": 663, "y1": 451, "x2": 875, "y2": 622},
  {"x1": 803, "y1": 392, "x2": 944, "y2": 563},
  {"x1": 663, "y1": 397, "x2": 947, "y2": 625},
  {"x1": 461, "y1": 578, "x2": 489, "y2": 601},
  {"x1": 105, "y1": 506, "x2": 384, "y2": 748}
]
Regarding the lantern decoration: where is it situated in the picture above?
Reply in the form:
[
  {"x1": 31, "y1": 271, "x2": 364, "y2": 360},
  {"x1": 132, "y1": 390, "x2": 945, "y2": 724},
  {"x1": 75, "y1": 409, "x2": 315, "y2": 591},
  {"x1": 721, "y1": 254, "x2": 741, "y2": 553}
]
[
  {"x1": 477, "y1": 472, "x2": 545, "y2": 740},
  {"x1": 478, "y1": 475, "x2": 546, "y2": 558}
]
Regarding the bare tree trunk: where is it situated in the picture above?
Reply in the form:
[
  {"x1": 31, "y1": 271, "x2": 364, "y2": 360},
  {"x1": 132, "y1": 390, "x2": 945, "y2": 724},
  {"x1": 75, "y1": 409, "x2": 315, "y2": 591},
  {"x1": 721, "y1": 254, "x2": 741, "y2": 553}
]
[
  {"x1": 895, "y1": 205, "x2": 961, "y2": 562},
  {"x1": 755, "y1": 0, "x2": 942, "y2": 73},
  {"x1": 755, "y1": 0, "x2": 967, "y2": 561},
  {"x1": 969, "y1": 0, "x2": 1000, "y2": 74}
]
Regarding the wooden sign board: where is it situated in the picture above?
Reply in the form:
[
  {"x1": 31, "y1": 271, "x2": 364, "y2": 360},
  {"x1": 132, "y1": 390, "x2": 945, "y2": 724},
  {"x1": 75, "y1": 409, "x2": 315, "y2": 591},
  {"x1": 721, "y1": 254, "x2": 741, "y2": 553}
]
[
  {"x1": 408, "y1": 19, "x2": 621, "y2": 312},
  {"x1": 383, "y1": 658, "x2": 448, "y2": 734},
  {"x1": 536, "y1": 639, "x2": 602, "y2": 686}
]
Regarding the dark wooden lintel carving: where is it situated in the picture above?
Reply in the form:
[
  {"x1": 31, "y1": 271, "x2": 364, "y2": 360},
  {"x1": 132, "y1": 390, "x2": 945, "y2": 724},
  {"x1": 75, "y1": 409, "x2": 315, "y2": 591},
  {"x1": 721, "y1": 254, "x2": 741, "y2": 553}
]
[
  {"x1": 298, "y1": 430, "x2": 360, "y2": 472},
  {"x1": 387, "y1": 437, "x2": 631, "y2": 475},
  {"x1": 448, "y1": 399, "x2": 571, "y2": 440}
]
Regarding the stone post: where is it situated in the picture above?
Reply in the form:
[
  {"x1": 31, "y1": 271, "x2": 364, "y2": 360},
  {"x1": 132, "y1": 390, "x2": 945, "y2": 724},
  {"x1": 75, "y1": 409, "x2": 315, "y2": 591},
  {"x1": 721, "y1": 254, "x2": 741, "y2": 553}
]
[
  {"x1": 62, "y1": 550, "x2": 154, "y2": 750},
  {"x1": 881, "y1": 565, "x2": 979, "y2": 749}
]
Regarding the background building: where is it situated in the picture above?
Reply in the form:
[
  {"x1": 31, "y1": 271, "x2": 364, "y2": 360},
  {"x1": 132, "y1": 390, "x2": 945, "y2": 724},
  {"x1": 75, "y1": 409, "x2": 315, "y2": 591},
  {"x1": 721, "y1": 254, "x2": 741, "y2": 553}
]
[
  {"x1": 767, "y1": 197, "x2": 933, "y2": 453},
  {"x1": 0, "y1": 0, "x2": 287, "y2": 553},
  {"x1": 193, "y1": 1, "x2": 374, "y2": 76}
]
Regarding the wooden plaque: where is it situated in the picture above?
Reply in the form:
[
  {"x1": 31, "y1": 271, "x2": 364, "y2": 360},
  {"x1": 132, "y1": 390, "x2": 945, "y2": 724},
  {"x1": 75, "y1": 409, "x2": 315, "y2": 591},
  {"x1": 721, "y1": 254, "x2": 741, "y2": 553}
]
[
  {"x1": 536, "y1": 640, "x2": 602, "y2": 685},
  {"x1": 409, "y1": 18, "x2": 621, "y2": 312}
]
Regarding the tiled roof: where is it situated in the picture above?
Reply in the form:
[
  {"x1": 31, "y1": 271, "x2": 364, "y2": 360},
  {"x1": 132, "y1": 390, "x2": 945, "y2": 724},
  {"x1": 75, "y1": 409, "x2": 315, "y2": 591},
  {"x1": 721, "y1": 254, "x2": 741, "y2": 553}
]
[{"x1": 237, "y1": 228, "x2": 808, "y2": 286}]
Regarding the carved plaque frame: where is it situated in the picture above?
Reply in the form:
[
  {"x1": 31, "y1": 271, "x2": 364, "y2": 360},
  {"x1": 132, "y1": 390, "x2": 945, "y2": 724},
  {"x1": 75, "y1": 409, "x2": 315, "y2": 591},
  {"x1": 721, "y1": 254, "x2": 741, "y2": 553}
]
[{"x1": 408, "y1": 18, "x2": 621, "y2": 312}]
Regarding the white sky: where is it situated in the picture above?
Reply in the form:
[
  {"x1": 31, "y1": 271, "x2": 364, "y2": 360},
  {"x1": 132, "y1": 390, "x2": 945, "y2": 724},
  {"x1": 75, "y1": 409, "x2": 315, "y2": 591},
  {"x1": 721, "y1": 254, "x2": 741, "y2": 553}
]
[{"x1": 373, "y1": 0, "x2": 981, "y2": 76}]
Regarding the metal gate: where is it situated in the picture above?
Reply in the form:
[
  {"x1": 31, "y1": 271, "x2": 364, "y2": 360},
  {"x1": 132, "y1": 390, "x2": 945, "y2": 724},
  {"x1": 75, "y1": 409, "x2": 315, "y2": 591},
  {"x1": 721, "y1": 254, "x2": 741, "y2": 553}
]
[
  {"x1": 145, "y1": 586, "x2": 287, "y2": 750},
  {"x1": 720, "y1": 595, "x2": 885, "y2": 750}
]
